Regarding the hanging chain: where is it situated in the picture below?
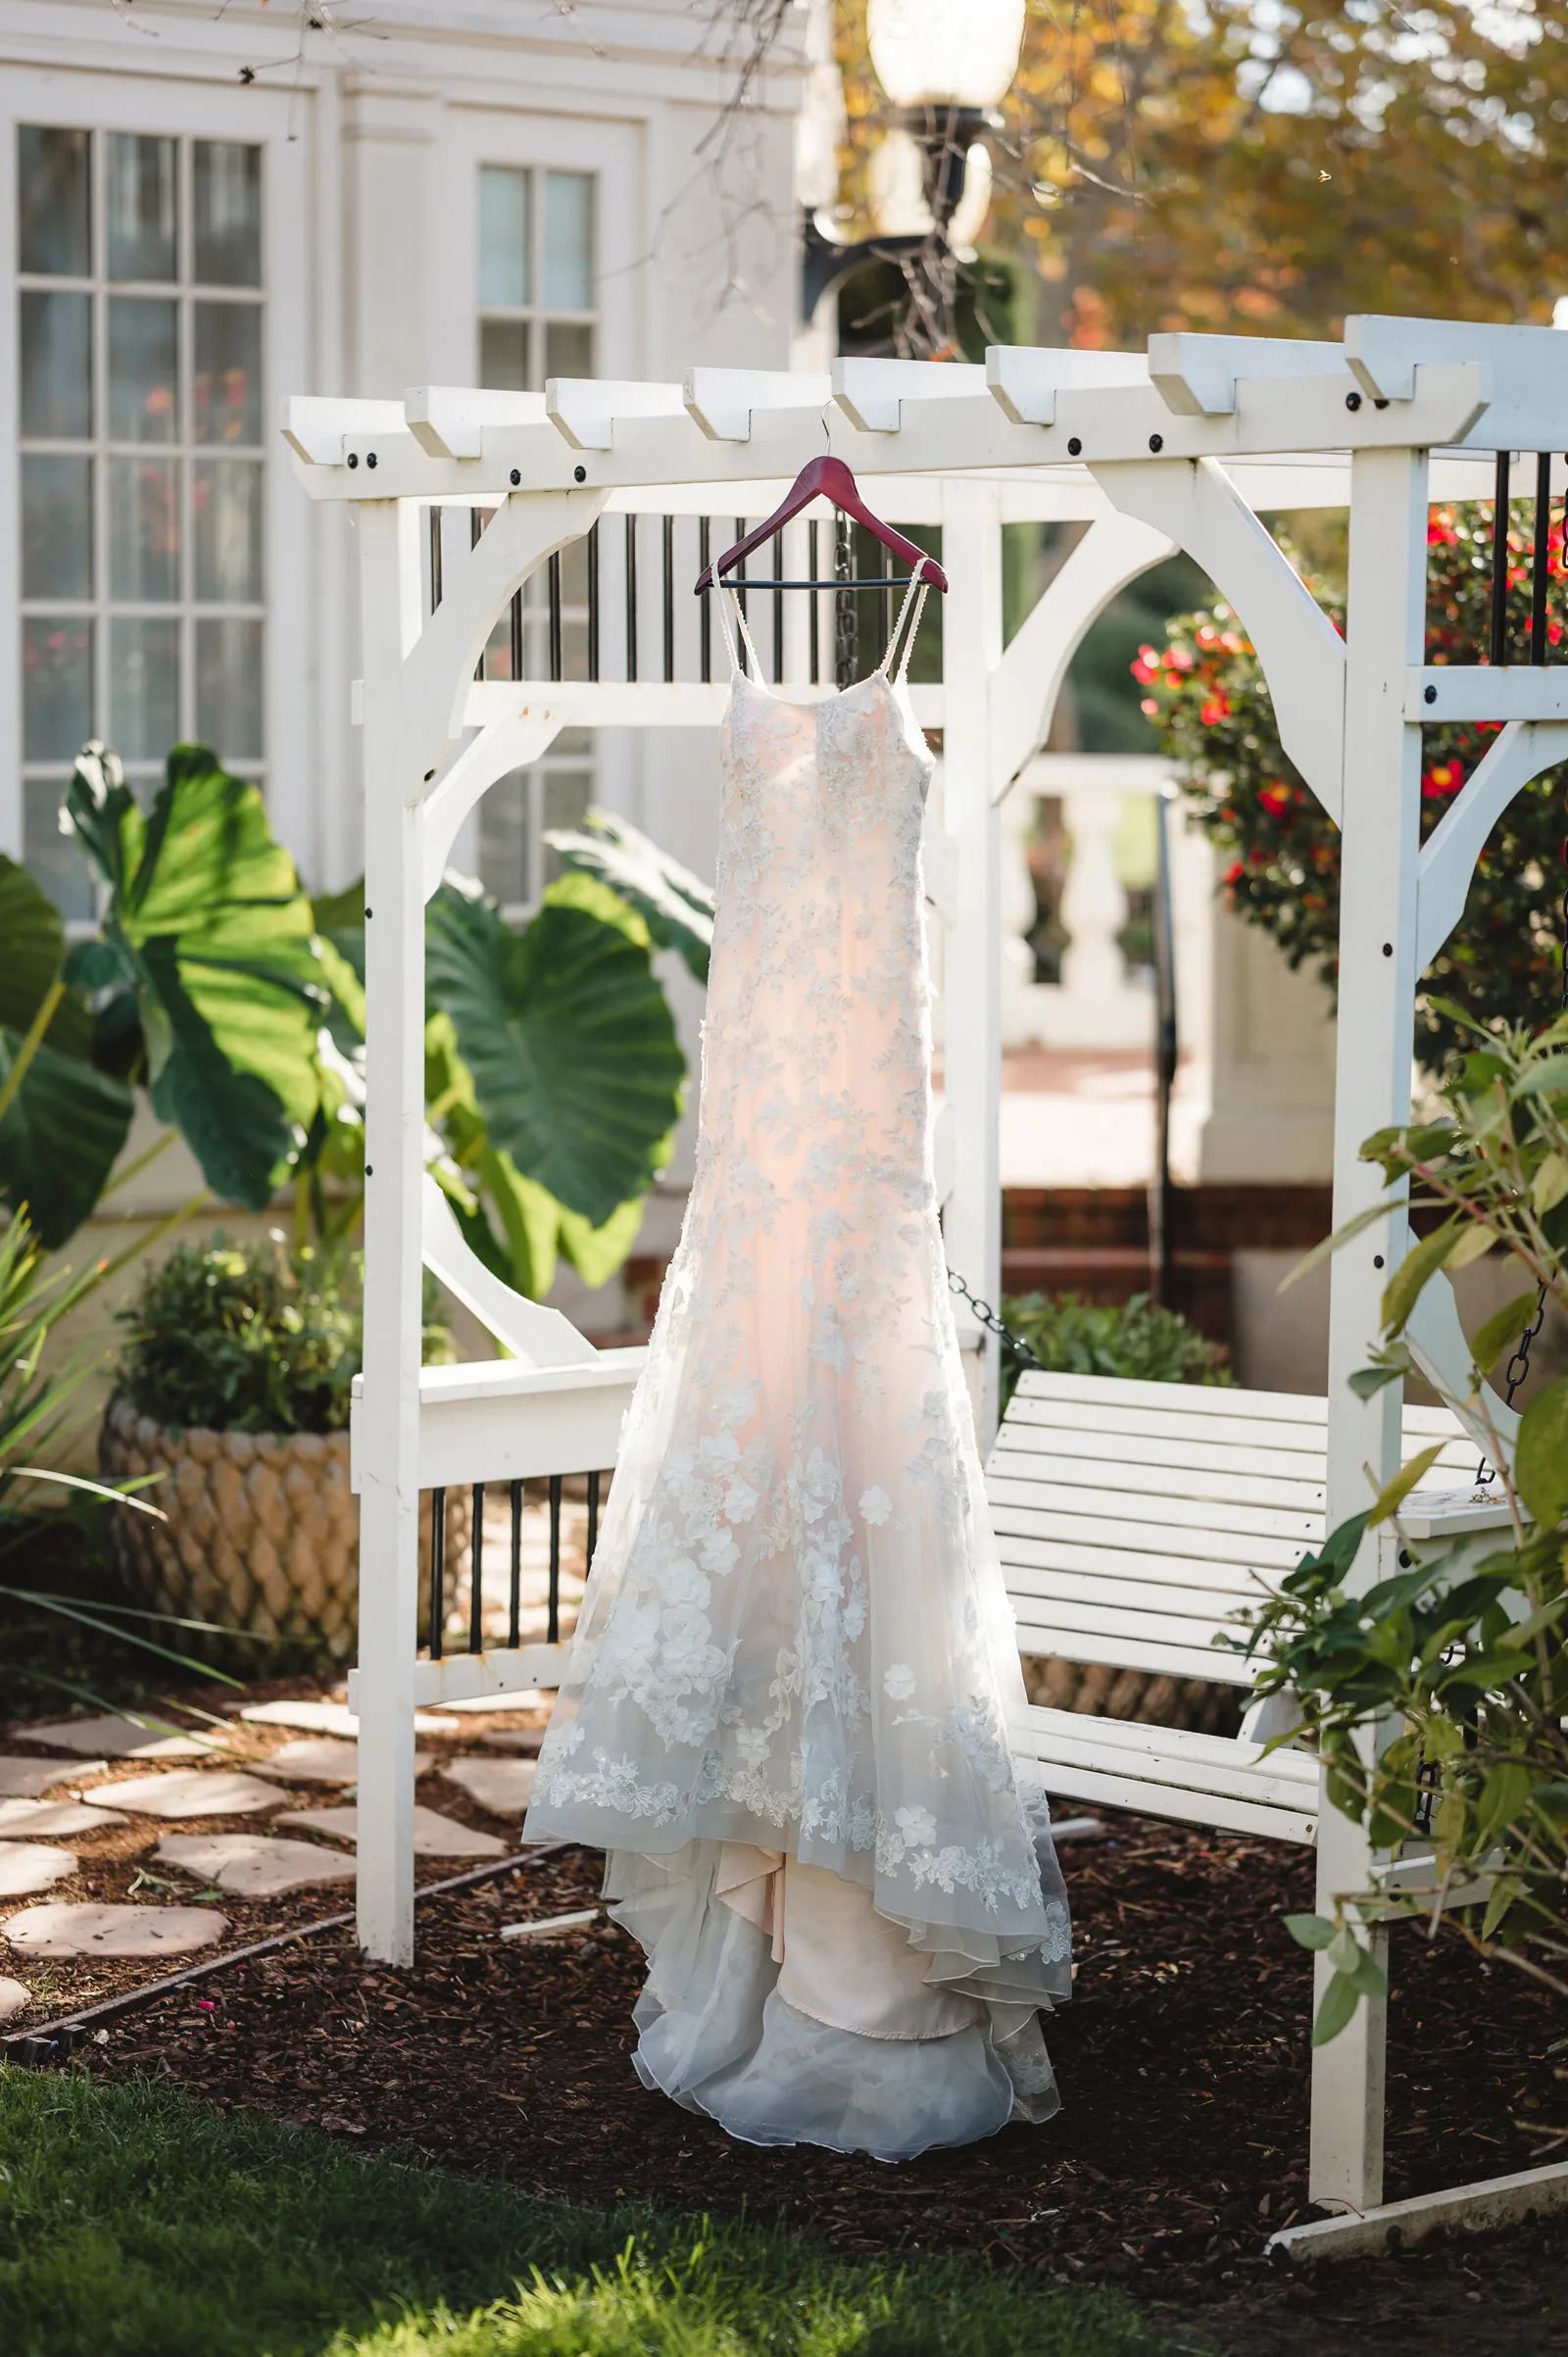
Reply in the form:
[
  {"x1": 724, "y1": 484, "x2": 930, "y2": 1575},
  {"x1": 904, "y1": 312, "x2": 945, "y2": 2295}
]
[
  {"x1": 947, "y1": 1268, "x2": 1047, "y2": 1369},
  {"x1": 1475, "y1": 866, "x2": 1568, "y2": 1485}
]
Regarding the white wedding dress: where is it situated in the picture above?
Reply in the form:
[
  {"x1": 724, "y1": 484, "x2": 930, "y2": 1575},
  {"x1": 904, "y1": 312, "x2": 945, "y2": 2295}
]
[{"x1": 525, "y1": 577, "x2": 1072, "y2": 2159}]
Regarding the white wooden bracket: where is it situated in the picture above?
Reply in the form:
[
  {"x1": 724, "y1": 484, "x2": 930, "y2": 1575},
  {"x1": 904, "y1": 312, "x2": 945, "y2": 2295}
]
[
  {"x1": 683, "y1": 368, "x2": 831, "y2": 442},
  {"x1": 419, "y1": 708, "x2": 567, "y2": 900},
  {"x1": 1092, "y1": 456, "x2": 1348, "y2": 822},
  {"x1": 831, "y1": 356, "x2": 986, "y2": 433},
  {"x1": 545, "y1": 377, "x2": 685, "y2": 451},
  {"x1": 406, "y1": 385, "x2": 546, "y2": 459},
  {"x1": 419, "y1": 1175, "x2": 598, "y2": 1367},
  {"x1": 1416, "y1": 721, "x2": 1568, "y2": 971},
  {"x1": 985, "y1": 345, "x2": 1149, "y2": 425},
  {"x1": 1147, "y1": 332, "x2": 1343, "y2": 417}
]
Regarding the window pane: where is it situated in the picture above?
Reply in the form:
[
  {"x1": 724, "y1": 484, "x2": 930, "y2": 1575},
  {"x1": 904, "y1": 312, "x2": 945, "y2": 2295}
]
[
  {"x1": 194, "y1": 302, "x2": 263, "y2": 444},
  {"x1": 108, "y1": 456, "x2": 179, "y2": 600},
  {"x1": 194, "y1": 142, "x2": 261, "y2": 285},
  {"x1": 19, "y1": 126, "x2": 90, "y2": 277},
  {"x1": 22, "y1": 455, "x2": 92, "y2": 598},
  {"x1": 24, "y1": 779, "x2": 94, "y2": 922},
  {"x1": 108, "y1": 297, "x2": 178, "y2": 441},
  {"x1": 20, "y1": 290, "x2": 91, "y2": 438},
  {"x1": 480, "y1": 319, "x2": 530, "y2": 391},
  {"x1": 23, "y1": 615, "x2": 93, "y2": 760},
  {"x1": 479, "y1": 768, "x2": 531, "y2": 908},
  {"x1": 196, "y1": 616, "x2": 264, "y2": 759},
  {"x1": 110, "y1": 615, "x2": 180, "y2": 760},
  {"x1": 544, "y1": 321, "x2": 593, "y2": 382},
  {"x1": 193, "y1": 460, "x2": 264, "y2": 603},
  {"x1": 107, "y1": 134, "x2": 177, "y2": 281},
  {"x1": 478, "y1": 166, "x2": 530, "y2": 308},
  {"x1": 543, "y1": 172, "x2": 593, "y2": 310}
]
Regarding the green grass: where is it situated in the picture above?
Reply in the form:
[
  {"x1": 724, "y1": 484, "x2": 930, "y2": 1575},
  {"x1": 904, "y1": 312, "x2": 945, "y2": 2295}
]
[{"x1": 0, "y1": 2069, "x2": 1182, "y2": 2357}]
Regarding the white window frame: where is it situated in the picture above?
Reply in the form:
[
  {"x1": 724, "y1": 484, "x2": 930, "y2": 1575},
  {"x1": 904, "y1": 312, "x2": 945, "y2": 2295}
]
[{"x1": 0, "y1": 67, "x2": 312, "y2": 895}]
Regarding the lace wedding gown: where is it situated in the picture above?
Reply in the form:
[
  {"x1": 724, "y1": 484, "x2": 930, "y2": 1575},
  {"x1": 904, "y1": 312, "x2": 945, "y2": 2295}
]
[{"x1": 525, "y1": 576, "x2": 1072, "y2": 2159}]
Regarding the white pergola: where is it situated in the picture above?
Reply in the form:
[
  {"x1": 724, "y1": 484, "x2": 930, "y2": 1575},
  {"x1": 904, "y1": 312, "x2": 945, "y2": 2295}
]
[{"x1": 288, "y1": 322, "x2": 1568, "y2": 2220}]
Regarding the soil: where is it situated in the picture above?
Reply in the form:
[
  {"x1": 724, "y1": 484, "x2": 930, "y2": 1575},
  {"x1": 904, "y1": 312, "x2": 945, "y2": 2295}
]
[{"x1": 57, "y1": 1810, "x2": 1568, "y2": 2357}]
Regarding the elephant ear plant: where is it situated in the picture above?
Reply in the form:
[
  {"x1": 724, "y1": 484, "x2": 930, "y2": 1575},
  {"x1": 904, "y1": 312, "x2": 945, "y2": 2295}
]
[{"x1": 1234, "y1": 1004, "x2": 1568, "y2": 2044}]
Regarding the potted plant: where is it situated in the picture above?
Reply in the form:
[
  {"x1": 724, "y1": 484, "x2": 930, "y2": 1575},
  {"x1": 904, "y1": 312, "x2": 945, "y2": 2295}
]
[{"x1": 100, "y1": 1237, "x2": 463, "y2": 1667}]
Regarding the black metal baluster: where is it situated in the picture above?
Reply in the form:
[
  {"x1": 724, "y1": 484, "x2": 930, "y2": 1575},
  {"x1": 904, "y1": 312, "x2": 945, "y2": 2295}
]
[
  {"x1": 834, "y1": 511, "x2": 857, "y2": 688},
  {"x1": 662, "y1": 515, "x2": 675, "y2": 683},
  {"x1": 587, "y1": 520, "x2": 601, "y2": 681},
  {"x1": 471, "y1": 511, "x2": 485, "y2": 681},
  {"x1": 734, "y1": 517, "x2": 748, "y2": 644},
  {"x1": 428, "y1": 508, "x2": 443, "y2": 612},
  {"x1": 1491, "y1": 449, "x2": 1512, "y2": 664},
  {"x1": 547, "y1": 1475, "x2": 563, "y2": 1645},
  {"x1": 468, "y1": 1483, "x2": 485, "y2": 1653},
  {"x1": 1531, "y1": 452, "x2": 1553, "y2": 666},
  {"x1": 880, "y1": 535, "x2": 892, "y2": 660},
  {"x1": 510, "y1": 588, "x2": 523, "y2": 680},
  {"x1": 508, "y1": 1479, "x2": 523, "y2": 1650},
  {"x1": 772, "y1": 529, "x2": 784, "y2": 682},
  {"x1": 808, "y1": 519, "x2": 820, "y2": 684},
  {"x1": 428, "y1": 1489, "x2": 446, "y2": 1660},
  {"x1": 548, "y1": 552, "x2": 564, "y2": 681},
  {"x1": 699, "y1": 517, "x2": 712, "y2": 683},
  {"x1": 625, "y1": 514, "x2": 638, "y2": 682},
  {"x1": 587, "y1": 1469, "x2": 601, "y2": 1570}
]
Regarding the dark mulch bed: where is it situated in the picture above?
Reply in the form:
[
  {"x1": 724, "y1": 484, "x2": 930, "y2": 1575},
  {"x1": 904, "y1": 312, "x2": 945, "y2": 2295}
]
[{"x1": 74, "y1": 1816, "x2": 1568, "y2": 2356}]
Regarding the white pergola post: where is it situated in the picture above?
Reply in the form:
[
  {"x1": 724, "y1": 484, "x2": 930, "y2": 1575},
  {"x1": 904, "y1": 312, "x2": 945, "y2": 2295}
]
[
  {"x1": 942, "y1": 477, "x2": 1005, "y2": 1438},
  {"x1": 356, "y1": 497, "x2": 428, "y2": 1966},
  {"x1": 1312, "y1": 447, "x2": 1433, "y2": 2211}
]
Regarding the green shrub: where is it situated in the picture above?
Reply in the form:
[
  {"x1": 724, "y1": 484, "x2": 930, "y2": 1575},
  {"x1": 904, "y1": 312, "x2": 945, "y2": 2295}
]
[
  {"x1": 999, "y1": 1290, "x2": 1230, "y2": 1408},
  {"x1": 114, "y1": 1237, "x2": 454, "y2": 1437}
]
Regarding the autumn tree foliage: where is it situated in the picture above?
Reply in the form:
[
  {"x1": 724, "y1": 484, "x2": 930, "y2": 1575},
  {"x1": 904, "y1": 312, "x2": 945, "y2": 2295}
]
[{"x1": 834, "y1": 1, "x2": 1568, "y2": 345}]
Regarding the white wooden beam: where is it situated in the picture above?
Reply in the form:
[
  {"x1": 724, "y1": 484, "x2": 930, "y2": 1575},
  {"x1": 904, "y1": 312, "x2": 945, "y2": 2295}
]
[
  {"x1": 545, "y1": 376, "x2": 685, "y2": 451},
  {"x1": 1269, "y1": 2158, "x2": 1568, "y2": 2265},
  {"x1": 281, "y1": 393, "x2": 406, "y2": 465},
  {"x1": 458, "y1": 680, "x2": 945, "y2": 732},
  {"x1": 405, "y1": 385, "x2": 546, "y2": 459},
  {"x1": 683, "y1": 367, "x2": 831, "y2": 442},
  {"x1": 1407, "y1": 667, "x2": 1568, "y2": 724},
  {"x1": 1148, "y1": 332, "x2": 1344, "y2": 417},
  {"x1": 1346, "y1": 314, "x2": 1568, "y2": 448},
  {"x1": 831, "y1": 356, "x2": 987, "y2": 432},
  {"x1": 1091, "y1": 457, "x2": 1348, "y2": 822},
  {"x1": 986, "y1": 344, "x2": 1149, "y2": 425}
]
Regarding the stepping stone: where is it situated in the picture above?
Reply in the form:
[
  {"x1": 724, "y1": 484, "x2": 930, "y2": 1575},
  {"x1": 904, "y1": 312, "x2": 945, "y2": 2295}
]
[
  {"x1": 103, "y1": 1771, "x2": 284, "y2": 1820},
  {"x1": 0, "y1": 1843, "x2": 76, "y2": 1898},
  {"x1": 3, "y1": 1902, "x2": 226, "y2": 1957},
  {"x1": 0, "y1": 1975, "x2": 28, "y2": 2024},
  {"x1": 155, "y1": 1835, "x2": 356, "y2": 1898},
  {"x1": 240, "y1": 1699, "x2": 451, "y2": 1739},
  {"x1": 16, "y1": 1715, "x2": 223, "y2": 1760},
  {"x1": 0, "y1": 1798, "x2": 125, "y2": 1840},
  {"x1": 478, "y1": 1729, "x2": 545, "y2": 1754},
  {"x1": 266, "y1": 1738, "x2": 432, "y2": 1785},
  {"x1": 276, "y1": 1804, "x2": 506, "y2": 1859},
  {"x1": 0, "y1": 1757, "x2": 105, "y2": 1798},
  {"x1": 441, "y1": 1757, "x2": 535, "y2": 1817}
]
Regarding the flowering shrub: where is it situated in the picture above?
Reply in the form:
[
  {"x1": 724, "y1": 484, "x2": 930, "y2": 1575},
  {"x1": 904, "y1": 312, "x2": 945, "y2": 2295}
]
[{"x1": 1140, "y1": 505, "x2": 1568, "y2": 1073}]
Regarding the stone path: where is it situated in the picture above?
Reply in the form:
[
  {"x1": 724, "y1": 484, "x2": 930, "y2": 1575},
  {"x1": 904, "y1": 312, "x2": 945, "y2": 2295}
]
[
  {"x1": 275, "y1": 1804, "x2": 507, "y2": 1859},
  {"x1": 0, "y1": 1797, "x2": 125, "y2": 1839},
  {"x1": 100, "y1": 1771, "x2": 284, "y2": 1819},
  {"x1": 238, "y1": 1699, "x2": 452, "y2": 1739},
  {"x1": 0, "y1": 1842, "x2": 77, "y2": 1898},
  {"x1": 3, "y1": 1902, "x2": 226, "y2": 1957},
  {"x1": 478, "y1": 1729, "x2": 545, "y2": 1753},
  {"x1": 0, "y1": 1757, "x2": 103, "y2": 1797},
  {"x1": 0, "y1": 1975, "x2": 28, "y2": 2023},
  {"x1": 18, "y1": 1715, "x2": 225, "y2": 1760},
  {"x1": 155, "y1": 1835, "x2": 356, "y2": 1898},
  {"x1": 440, "y1": 1757, "x2": 534, "y2": 1817},
  {"x1": 267, "y1": 1737, "x2": 432, "y2": 1784}
]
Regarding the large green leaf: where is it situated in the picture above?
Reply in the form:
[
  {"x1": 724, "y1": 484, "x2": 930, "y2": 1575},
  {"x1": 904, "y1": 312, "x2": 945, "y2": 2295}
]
[
  {"x1": 425, "y1": 873, "x2": 684, "y2": 1231},
  {"x1": 0, "y1": 1030, "x2": 133, "y2": 1249},
  {"x1": 65, "y1": 743, "x2": 326, "y2": 1210},
  {"x1": 544, "y1": 811, "x2": 715, "y2": 984},
  {"x1": 0, "y1": 857, "x2": 91, "y2": 1056},
  {"x1": 1515, "y1": 1375, "x2": 1568, "y2": 1530}
]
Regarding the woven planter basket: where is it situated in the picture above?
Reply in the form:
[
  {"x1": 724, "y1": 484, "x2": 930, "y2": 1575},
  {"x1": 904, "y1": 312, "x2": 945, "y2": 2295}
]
[{"x1": 100, "y1": 1399, "x2": 470, "y2": 1667}]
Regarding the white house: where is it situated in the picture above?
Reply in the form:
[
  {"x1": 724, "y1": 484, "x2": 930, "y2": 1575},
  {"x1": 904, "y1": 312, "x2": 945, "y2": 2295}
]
[{"x1": 2, "y1": 0, "x2": 808, "y2": 917}]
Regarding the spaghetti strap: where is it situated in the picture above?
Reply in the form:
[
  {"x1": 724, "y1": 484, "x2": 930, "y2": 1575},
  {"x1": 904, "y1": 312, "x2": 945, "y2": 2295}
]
[
  {"x1": 717, "y1": 585, "x2": 763, "y2": 680},
  {"x1": 879, "y1": 569, "x2": 930, "y2": 684}
]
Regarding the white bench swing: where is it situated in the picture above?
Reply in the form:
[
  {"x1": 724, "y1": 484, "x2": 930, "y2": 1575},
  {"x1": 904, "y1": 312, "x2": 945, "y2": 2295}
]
[{"x1": 296, "y1": 323, "x2": 1568, "y2": 2236}]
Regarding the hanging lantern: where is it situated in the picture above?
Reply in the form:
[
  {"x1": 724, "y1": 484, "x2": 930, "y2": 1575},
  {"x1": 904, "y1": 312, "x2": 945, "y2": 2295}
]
[{"x1": 867, "y1": 0, "x2": 1027, "y2": 114}]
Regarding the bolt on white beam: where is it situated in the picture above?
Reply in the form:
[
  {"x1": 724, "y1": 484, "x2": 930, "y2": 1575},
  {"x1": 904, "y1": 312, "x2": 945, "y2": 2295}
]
[
  {"x1": 545, "y1": 377, "x2": 686, "y2": 452},
  {"x1": 986, "y1": 344, "x2": 1149, "y2": 425},
  {"x1": 831, "y1": 357, "x2": 987, "y2": 433},
  {"x1": 684, "y1": 368, "x2": 832, "y2": 442},
  {"x1": 1147, "y1": 333, "x2": 1345, "y2": 417}
]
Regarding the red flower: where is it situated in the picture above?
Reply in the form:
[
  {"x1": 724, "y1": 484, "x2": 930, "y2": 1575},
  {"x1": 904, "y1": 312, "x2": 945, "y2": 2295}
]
[
  {"x1": 1259, "y1": 781, "x2": 1293, "y2": 816},
  {"x1": 1200, "y1": 695, "x2": 1230, "y2": 725}
]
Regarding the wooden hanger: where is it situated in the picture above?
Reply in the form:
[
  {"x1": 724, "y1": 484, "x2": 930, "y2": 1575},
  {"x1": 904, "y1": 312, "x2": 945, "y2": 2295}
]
[{"x1": 693, "y1": 455, "x2": 949, "y2": 595}]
